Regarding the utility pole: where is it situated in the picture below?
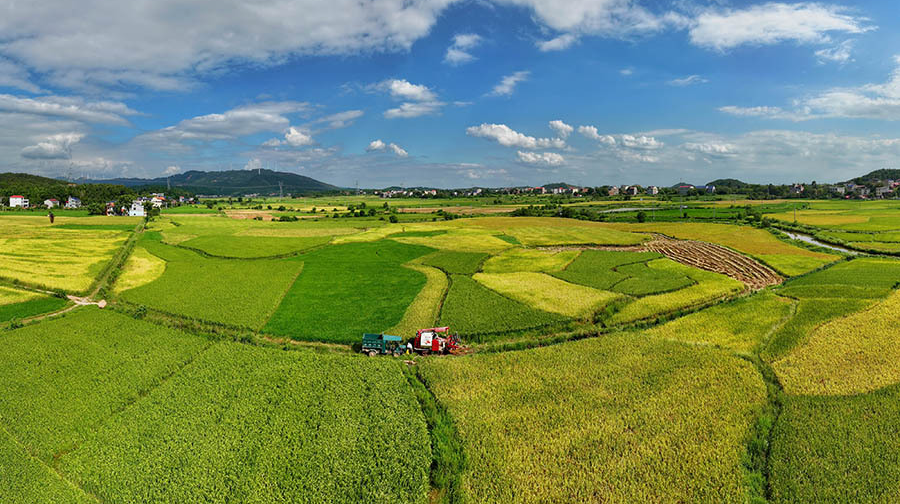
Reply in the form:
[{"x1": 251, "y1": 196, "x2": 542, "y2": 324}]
[{"x1": 279, "y1": 181, "x2": 283, "y2": 199}]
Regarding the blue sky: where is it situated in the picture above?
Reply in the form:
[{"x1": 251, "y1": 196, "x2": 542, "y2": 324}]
[{"x1": 1, "y1": 0, "x2": 898, "y2": 188}]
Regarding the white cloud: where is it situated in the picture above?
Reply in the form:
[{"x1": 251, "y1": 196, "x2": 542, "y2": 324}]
[
  {"x1": 467, "y1": 123, "x2": 565, "y2": 149},
  {"x1": 682, "y1": 142, "x2": 737, "y2": 157},
  {"x1": 537, "y1": 34, "x2": 578, "y2": 52},
  {"x1": 0, "y1": 94, "x2": 138, "y2": 125},
  {"x1": 721, "y1": 56, "x2": 900, "y2": 121},
  {"x1": 668, "y1": 75, "x2": 708, "y2": 86},
  {"x1": 615, "y1": 150, "x2": 659, "y2": 163},
  {"x1": 620, "y1": 68, "x2": 634, "y2": 76},
  {"x1": 367, "y1": 139, "x2": 408, "y2": 157},
  {"x1": 517, "y1": 150, "x2": 564, "y2": 166},
  {"x1": 374, "y1": 79, "x2": 444, "y2": 118},
  {"x1": 244, "y1": 158, "x2": 263, "y2": 171},
  {"x1": 689, "y1": 3, "x2": 872, "y2": 51},
  {"x1": 384, "y1": 101, "x2": 444, "y2": 119},
  {"x1": 163, "y1": 165, "x2": 180, "y2": 176},
  {"x1": 815, "y1": 40, "x2": 854, "y2": 65},
  {"x1": 314, "y1": 110, "x2": 364, "y2": 129},
  {"x1": 0, "y1": 59, "x2": 41, "y2": 93},
  {"x1": 549, "y1": 120, "x2": 573, "y2": 138},
  {"x1": 20, "y1": 132, "x2": 83, "y2": 159},
  {"x1": 496, "y1": 0, "x2": 673, "y2": 38},
  {"x1": 444, "y1": 33, "x2": 482, "y2": 65},
  {"x1": 377, "y1": 79, "x2": 437, "y2": 102},
  {"x1": 577, "y1": 125, "x2": 616, "y2": 145},
  {"x1": 284, "y1": 127, "x2": 314, "y2": 147},
  {"x1": 140, "y1": 101, "x2": 309, "y2": 144},
  {"x1": 488, "y1": 71, "x2": 530, "y2": 97},
  {"x1": 621, "y1": 134, "x2": 663, "y2": 149}
]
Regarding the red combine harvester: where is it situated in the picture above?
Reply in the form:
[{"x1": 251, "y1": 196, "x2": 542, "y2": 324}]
[{"x1": 410, "y1": 327, "x2": 463, "y2": 355}]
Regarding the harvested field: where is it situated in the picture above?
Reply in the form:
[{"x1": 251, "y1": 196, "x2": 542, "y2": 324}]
[{"x1": 645, "y1": 235, "x2": 782, "y2": 290}]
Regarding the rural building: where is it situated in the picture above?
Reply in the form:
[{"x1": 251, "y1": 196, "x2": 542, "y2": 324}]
[
  {"x1": 150, "y1": 196, "x2": 166, "y2": 208},
  {"x1": 704, "y1": 184, "x2": 716, "y2": 194},
  {"x1": 646, "y1": 186, "x2": 659, "y2": 195},
  {"x1": 676, "y1": 184, "x2": 695, "y2": 195},
  {"x1": 832, "y1": 186, "x2": 846, "y2": 195},
  {"x1": 876, "y1": 186, "x2": 893, "y2": 198},
  {"x1": 791, "y1": 184, "x2": 804, "y2": 195},
  {"x1": 43, "y1": 198, "x2": 59, "y2": 208},
  {"x1": 9, "y1": 195, "x2": 28, "y2": 208},
  {"x1": 622, "y1": 185, "x2": 639, "y2": 196},
  {"x1": 608, "y1": 186, "x2": 620, "y2": 196},
  {"x1": 129, "y1": 201, "x2": 145, "y2": 217},
  {"x1": 65, "y1": 197, "x2": 81, "y2": 208}
]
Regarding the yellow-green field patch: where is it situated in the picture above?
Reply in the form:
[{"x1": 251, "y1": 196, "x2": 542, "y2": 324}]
[
  {"x1": 473, "y1": 271, "x2": 622, "y2": 318},
  {"x1": 0, "y1": 286, "x2": 41, "y2": 306},
  {"x1": 481, "y1": 248, "x2": 579, "y2": 273},
  {"x1": 387, "y1": 262, "x2": 448, "y2": 337},
  {"x1": 774, "y1": 289, "x2": 900, "y2": 396},
  {"x1": 114, "y1": 246, "x2": 167, "y2": 294}
]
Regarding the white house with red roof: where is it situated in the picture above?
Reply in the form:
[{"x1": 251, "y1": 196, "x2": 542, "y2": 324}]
[{"x1": 9, "y1": 195, "x2": 28, "y2": 208}]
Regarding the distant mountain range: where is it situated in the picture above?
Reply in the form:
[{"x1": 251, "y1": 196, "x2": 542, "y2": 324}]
[{"x1": 82, "y1": 169, "x2": 339, "y2": 195}]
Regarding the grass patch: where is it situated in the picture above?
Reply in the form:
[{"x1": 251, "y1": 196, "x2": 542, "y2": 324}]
[
  {"x1": 418, "y1": 334, "x2": 767, "y2": 503},
  {"x1": 264, "y1": 240, "x2": 432, "y2": 344},
  {"x1": 552, "y1": 249, "x2": 663, "y2": 290},
  {"x1": 0, "y1": 296, "x2": 68, "y2": 323},
  {"x1": 179, "y1": 234, "x2": 331, "y2": 257}
]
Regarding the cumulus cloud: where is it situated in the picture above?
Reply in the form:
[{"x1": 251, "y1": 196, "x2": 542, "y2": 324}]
[
  {"x1": 488, "y1": 71, "x2": 530, "y2": 97},
  {"x1": 20, "y1": 132, "x2": 84, "y2": 159},
  {"x1": 466, "y1": 123, "x2": 566, "y2": 149},
  {"x1": 548, "y1": 120, "x2": 573, "y2": 138},
  {"x1": 668, "y1": 75, "x2": 708, "y2": 86},
  {"x1": 577, "y1": 126, "x2": 616, "y2": 145},
  {"x1": 244, "y1": 158, "x2": 263, "y2": 171},
  {"x1": 682, "y1": 142, "x2": 737, "y2": 157},
  {"x1": 444, "y1": 33, "x2": 482, "y2": 65},
  {"x1": 496, "y1": 0, "x2": 675, "y2": 38},
  {"x1": 517, "y1": 150, "x2": 564, "y2": 166},
  {"x1": 537, "y1": 34, "x2": 577, "y2": 52},
  {"x1": 689, "y1": 3, "x2": 872, "y2": 51},
  {"x1": 621, "y1": 134, "x2": 663, "y2": 149},
  {"x1": 367, "y1": 139, "x2": 408, "y2": 157},
  {"x1": 720, "y1": 56, "x2": 900, "y2": 121},
  {"x1": 373, "y1": 79, "x2": 444, "y2": 118},
  {"x1": 163, "y1": 165, "x2": 180, "y2": 176},
  {"x1": 313, "y1": 110, "x2": 364, "y2": 129}
]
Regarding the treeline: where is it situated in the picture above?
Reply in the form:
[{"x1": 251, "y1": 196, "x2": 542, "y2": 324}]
[{"x1": 0, "y1": 173, "x2": 194, "y2": 210}]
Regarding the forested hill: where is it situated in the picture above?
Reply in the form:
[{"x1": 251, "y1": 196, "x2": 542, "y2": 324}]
[
  {"x1": 88, "y1": 169, "x2": 339, "y2": 195},
  {"x1": 850, "y1": 169, "x2": 900, "y2": 185}
]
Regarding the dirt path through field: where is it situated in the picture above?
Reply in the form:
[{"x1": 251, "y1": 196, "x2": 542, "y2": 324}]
[{"x1": 644, "y1": 234, "x2": 782, "y2": 290}]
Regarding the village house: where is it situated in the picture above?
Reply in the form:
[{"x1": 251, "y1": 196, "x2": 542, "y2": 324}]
[
  {"x1": 150, "y1": 196, "x2": 166, "y2": 208},
  {"x1": 608, "y1": 186, "x2": 620, "y2": 196},
  {"x1": 646, "y1": 186, "x2": 659, "y2": 195},
  {"x1": 790, "y1": 184, "x2": 804, "y2": 195},
  {"x1": 43, "y1": 198, "x2": 59, "y2": 208},
  {"x1": 676, "y1": 184, "x2": 695, "y2": 195},
  {"x1": 129, "y1": 201, "x2": 145, "y2": 217},
  {"x1": 9, "y1": 195, "x2": 28, "y2": 208},
  {"x1": 65, "y1": 196, "x2": 81, "y2": 209},
  {"x1": 876, "y1": 186, "x2": 893, "y2": 198}
]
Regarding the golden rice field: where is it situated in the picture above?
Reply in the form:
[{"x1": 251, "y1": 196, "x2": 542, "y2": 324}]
[
  {"x1": 774, "y1": 289, "x2": 900, "y2": 396},
  {"x1": 0, "y1": 286, "x2": 41, "y2": 306},
  {"x1": 419, "y1": 334, "x2": 767, "y2": 503},
  {"x1": 0, "y1": 217, "x2": 130, "y2": 293},
  {"x1": 602, "y1": 221, "x2": 838, "y2": 276},
  {"x1": 473, "y1": 271, "x2": 623, "y2": 318}
]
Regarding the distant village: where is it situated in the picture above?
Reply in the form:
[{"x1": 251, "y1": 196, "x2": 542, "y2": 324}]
[{"x1": 3, "y1": 193, "x2": 196, "y2": 216}]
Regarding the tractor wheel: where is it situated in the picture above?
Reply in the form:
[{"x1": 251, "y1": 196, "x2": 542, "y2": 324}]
[{"x1": 367, "y1": 350, "x2": 377, "y2": 357}]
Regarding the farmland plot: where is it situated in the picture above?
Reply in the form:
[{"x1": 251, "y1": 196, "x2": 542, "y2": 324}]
[
  {"x1": 646, "y1": 291, "x2": 794, "y2": 353},
  {"x1": 0, "y1": 429, "x2": 94, "y2": 504},
  {"x1": 180, "y1": 234, "x2": 332, "y2": 258},
  {"x1": 774, "y1": 289, "x2": 900, "y2": 395},
  {"x1": 0, "y1": 217, "x2": 129, "y2": 293},
  {"x1": 419, "y1": 334, "x2": 766, "y2": 503},
  {"x1": 0, "y1": 308, "x2": 209, "y2": 462},
  {"x1": 473, "y1": 272, "x2": 623, "y2": 318},
  {"x1": 481, "y1": 248, "x2": 579, "y2": 273},
  {"x1": 465, "y1": 216, "x2": 648, "y2": 246},
  {"x1": 59, "y1": 342, "x2": 431, "y2": 504},
  {"x1": 122, "y1": 238, "x2": 303, "y2": 329},
  {"x1": 770, "y1": 384, "x2": 900, "y2": 503},
  {"x1": 387, "y1": 261, "x2": 448, "y2": 336},
  {"x1": 552, "y1": 249, "x2": 664, "y2": 290},
  {"x1": 420, "y1": 250, "x2": 488, "y2": 274},
  {"x1": 264, "y1": 240, "x2": 432, "y2": 343},
  {"x1": 439, "y1": 275, "x2": 566, "y2": 339}
]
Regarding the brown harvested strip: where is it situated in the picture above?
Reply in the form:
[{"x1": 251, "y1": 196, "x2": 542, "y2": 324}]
[{"x1": 642, "y1": 234, "x2": 782, "y2": 290}]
